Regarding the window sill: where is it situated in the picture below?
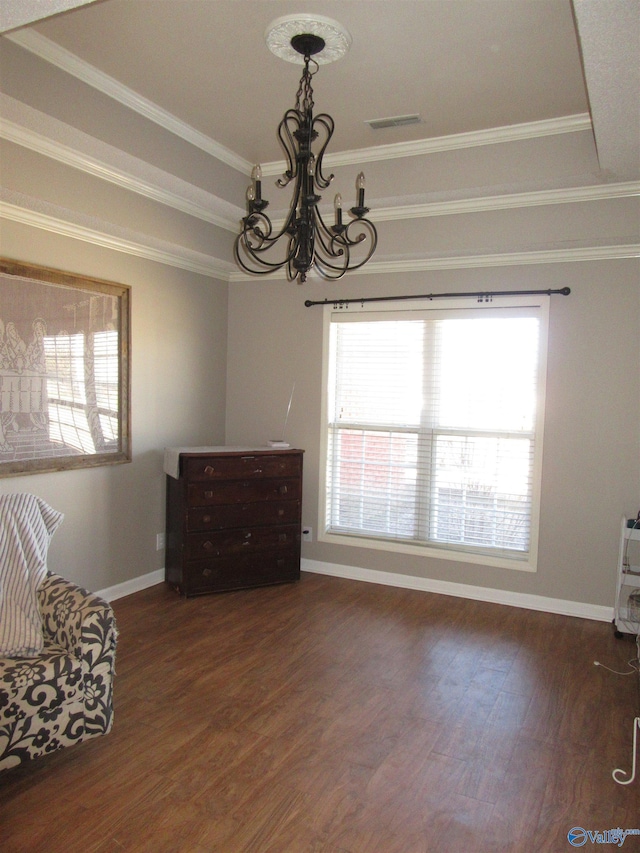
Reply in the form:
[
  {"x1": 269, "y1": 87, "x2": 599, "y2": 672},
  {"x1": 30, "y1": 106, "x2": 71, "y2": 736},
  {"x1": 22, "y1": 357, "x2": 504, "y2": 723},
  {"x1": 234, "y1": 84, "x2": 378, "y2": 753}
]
[{"x1": 319, "y1": 529, "x2": 538, "y2": 572}]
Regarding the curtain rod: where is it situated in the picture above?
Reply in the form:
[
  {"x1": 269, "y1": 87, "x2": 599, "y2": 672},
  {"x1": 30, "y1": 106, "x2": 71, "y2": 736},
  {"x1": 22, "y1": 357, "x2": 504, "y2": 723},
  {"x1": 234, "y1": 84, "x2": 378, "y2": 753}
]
[{"x1": 304, "y1": 286, "x2": 570, "y2": 308}]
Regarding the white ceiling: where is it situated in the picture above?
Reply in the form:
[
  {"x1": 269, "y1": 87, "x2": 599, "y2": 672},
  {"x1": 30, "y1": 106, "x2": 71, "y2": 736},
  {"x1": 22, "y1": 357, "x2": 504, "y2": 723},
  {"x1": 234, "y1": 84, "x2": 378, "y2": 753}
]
[
  {"x1": 572, "y1": 0, "x2": 640, "y2": 181},
  {"x1": 0, "y1": 0, "x2": 102, "y2": 33},
  {"x1": 1, "y1": 0, "x2": 637, "y2": 182}
]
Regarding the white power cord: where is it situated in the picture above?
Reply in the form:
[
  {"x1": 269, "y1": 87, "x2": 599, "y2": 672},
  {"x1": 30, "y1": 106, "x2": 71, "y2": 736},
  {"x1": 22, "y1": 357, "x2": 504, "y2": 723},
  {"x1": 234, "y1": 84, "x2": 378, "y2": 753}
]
[
  {"x1": 593, "y1": 658, "x2": 640, "y2": 676},
  {"x1": 613, "y1": 718, "x2": 640, "y2": 785}
]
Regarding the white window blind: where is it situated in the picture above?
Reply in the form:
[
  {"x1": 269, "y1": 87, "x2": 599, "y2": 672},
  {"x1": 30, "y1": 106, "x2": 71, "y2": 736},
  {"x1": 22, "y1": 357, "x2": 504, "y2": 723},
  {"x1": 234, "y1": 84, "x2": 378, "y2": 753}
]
[
  {"x1": 44, "y1": 330, "x2": 120, "y2": 454},
  {"x1": 93, "y1": 330, "x2": 119, "y2": 442},
  {"x1": 322, "y1": 297, "x2": 548, "y2": 569}
]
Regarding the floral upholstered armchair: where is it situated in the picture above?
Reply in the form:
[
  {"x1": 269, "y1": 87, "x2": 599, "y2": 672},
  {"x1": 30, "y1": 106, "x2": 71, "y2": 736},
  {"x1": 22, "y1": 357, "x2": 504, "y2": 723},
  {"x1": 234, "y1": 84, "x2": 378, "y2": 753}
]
[{"x1": 0, "y1": 494, "x2": 117, "y2": 771}]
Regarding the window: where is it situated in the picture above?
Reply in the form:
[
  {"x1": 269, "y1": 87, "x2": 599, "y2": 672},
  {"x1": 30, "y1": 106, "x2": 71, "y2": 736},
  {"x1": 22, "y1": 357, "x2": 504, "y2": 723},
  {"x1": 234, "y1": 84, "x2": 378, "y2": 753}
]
[
  {"x1": 320, "y1": 295, "x2": 549, "y2": 571},
  {"x1": 44, "y1": 329, "x2": 120, "y2": 455},
  {"x1": 0, "y1": 258, "x2": 130, "y2": 477}
]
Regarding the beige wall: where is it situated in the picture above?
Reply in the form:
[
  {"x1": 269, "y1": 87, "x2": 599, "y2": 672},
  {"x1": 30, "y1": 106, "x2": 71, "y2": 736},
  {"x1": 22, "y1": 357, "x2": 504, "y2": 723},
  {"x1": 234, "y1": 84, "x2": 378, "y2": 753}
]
[
  {"x1": 225, "y1": 263, "x2": 640, "y2": 608},
  {"x1": 0, "y1": 220, "x2": 228, "y2": 592},
  {"x1": 1, "y1": 31, "x2": 638, "y2": 611},
  {"x1": 1, "y1": 40, "x2": 234, "y2": 594}
]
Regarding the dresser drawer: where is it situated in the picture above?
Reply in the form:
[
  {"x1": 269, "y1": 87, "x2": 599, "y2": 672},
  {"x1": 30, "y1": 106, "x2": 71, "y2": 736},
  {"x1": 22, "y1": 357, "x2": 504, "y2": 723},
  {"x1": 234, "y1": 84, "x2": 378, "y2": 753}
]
[
  {"x1": 186, "y1": 524, "x2": 299, "y2": 560},
  {"x1": 187, "y1": 500, "x2": 300, "y2": 531},
  {"x1": 185, "y1": 453, "x2": 301, "y2": 482},
  {"x1": 183, "y1": 552, "x2": 300, "y2": 595},
  {"x1": 187, "y1": 478, "x2": 300, "y2": 507}
]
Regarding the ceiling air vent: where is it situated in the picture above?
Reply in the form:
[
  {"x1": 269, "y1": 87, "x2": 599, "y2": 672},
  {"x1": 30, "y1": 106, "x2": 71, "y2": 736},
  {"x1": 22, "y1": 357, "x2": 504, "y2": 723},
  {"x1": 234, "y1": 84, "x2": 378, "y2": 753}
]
[{"x1": 366, "y1": 114, "x2": 422, "y2": 130}]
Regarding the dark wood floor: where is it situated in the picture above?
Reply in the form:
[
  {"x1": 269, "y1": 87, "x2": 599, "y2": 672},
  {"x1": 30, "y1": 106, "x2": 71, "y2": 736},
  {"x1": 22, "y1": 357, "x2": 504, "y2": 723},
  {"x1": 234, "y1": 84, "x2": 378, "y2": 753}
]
[{"x1": 1, "y1": 572, "x2": 639, "y2": 852}]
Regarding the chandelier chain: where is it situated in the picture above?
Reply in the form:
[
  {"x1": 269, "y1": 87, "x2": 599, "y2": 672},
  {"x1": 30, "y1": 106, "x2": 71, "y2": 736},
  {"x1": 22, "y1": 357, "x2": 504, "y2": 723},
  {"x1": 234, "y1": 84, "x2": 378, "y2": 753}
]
[{"x1": 295, "y1": 56, "x2": 318, "y2": 114}]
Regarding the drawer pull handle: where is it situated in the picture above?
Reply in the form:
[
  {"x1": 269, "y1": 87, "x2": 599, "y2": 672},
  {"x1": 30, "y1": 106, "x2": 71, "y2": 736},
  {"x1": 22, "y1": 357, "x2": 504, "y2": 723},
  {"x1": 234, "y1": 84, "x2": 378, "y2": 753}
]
[
  {"x1": 278, "y1": 509, "x2": 285, "y2": 517},
  {"x1": 203, "y1": 541, "x2": 214, "y2": 551},
  {"x1": 279, "y1": 485, "x2": 288, "y2": 495},
  {"x1": 203, "y1": 515, "x2": 211, "y2": 523},
  {"x1": 204, "y1": 465, "x2": 215, "y2": 475},
  {"x1": 202, "y1": 568, "x2": 212, "y2": 577},
  {"x1": 279, "y1": 533, "x2": 288, "y2": 542},
  {"x1": 204, "y1": 490, "x2": 213, "y2": 499}
]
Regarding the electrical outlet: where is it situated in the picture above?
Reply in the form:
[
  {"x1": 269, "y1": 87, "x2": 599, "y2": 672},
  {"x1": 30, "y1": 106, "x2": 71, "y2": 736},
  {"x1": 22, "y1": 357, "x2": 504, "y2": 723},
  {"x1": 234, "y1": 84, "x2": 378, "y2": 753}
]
[
  {"x1": 302, "y1": 526, "x2": 312, "y2": 542},
  {"x1": 156, "y1": 532, "x2": 165, "y2": 551}
]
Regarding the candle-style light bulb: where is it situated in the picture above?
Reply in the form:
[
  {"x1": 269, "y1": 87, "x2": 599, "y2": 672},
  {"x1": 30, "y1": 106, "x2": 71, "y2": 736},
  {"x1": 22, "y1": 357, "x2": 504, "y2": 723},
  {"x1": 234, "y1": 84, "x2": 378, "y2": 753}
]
[
  {"x1": 356, "y1": 172, "x2": 366, "y2": 207},
  {"x1": 252, "y1": 164, "x2": 262, "y2": 201},
  {"x1": 334, "y1": 193, "x2": 343, "y2": 226}
]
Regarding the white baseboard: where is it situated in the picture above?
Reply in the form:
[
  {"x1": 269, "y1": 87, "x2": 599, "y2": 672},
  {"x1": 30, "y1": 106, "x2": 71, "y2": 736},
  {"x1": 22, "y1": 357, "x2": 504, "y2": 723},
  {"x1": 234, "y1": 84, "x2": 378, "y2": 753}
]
[
  {"x1": 96, "y1": 561, "x2": 613, "y2": 623},
  {"x1": 97, "y1": 569, "x2": 164, "y2": 603},
  {"x1": 301, "y1": 558, "x2": 614, "y2": 622}
]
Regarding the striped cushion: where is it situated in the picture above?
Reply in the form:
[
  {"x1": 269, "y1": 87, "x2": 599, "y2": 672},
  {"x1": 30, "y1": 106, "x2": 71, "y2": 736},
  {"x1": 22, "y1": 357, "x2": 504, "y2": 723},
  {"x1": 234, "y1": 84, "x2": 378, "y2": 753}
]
[{"x1": 0, "y1": 494, "x2": 64, "y2": 656}]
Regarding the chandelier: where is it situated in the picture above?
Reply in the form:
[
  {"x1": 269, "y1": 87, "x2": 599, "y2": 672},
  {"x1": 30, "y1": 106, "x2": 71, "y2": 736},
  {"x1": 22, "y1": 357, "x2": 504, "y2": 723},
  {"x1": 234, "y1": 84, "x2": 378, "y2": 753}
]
[{"x1": 234, "y1": 17, "x2": 378, "y2": 284}]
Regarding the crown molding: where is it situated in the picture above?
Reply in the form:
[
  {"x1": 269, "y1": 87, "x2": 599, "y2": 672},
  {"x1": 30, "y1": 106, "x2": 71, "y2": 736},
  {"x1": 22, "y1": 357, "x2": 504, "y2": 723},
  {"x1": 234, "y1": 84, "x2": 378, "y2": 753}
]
[
  {"x1": 6, "y1": 29, "x2": 592, "y2": 176},
  {"x1": 4, "y1": 29, "x2": 253, "y2": 175},
  {"x1": 229, "y1": 243, "x2": 640, "y2": 281},
  {"x1": 0, "y1": 195, "x2": 235, "y2": 280},
  {"x1": 347, "y1": 114, "x2": 593, "y2": 162},
  {"x1": 372, "y1": 182, "x2": 640, "y2": 221},
  {"x1": 281, "y1": 182, "x2": 640, "y2": 227},
  {"x1": 5, "y1": 94, "x2": 630, "y2": 231},
  {"x1": 360, "y1": 244, "x2": 640, "y2": 275},
  {"x1": 3, "y1": 194, "x2": 637, "y2": 283},
  {"x1": 262, "y1": 114, "x2": 594, "y2": 175},
  {"x1": 0, "y1": 96, "x2": 243, "y2": 232}
]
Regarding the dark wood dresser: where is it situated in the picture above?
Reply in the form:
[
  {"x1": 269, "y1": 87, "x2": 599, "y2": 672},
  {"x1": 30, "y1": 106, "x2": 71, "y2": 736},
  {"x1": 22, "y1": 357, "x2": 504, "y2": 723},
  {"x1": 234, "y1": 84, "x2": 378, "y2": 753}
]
[{"x1": 165, "y1": 447, "x2": 303, "y2": 596}]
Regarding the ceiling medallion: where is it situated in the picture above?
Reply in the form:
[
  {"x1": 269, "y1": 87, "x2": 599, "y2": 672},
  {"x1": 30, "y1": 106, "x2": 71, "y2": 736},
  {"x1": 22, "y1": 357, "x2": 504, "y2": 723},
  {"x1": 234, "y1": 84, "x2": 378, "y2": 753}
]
[
  {"x1": 265, "y1": 14, "x2": 352, "y2": 65},
  {"x1": 234, "y1": 16, "x2": 377, "y2": 284}
]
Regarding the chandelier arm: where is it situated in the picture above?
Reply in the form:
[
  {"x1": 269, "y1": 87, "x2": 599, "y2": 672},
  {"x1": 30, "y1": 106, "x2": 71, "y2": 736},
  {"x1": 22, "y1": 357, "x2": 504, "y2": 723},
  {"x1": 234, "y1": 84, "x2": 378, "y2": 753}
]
[
  {"x1": 311, "y1": 209, "x2": 378, "y2": 276},
  {"x1": 241, "y1": 169, "x2": 303, "y2": 247},
  {"x1": 273, "y1": 169, "x2": 306, "y2": 244},
  {"x1": 338, "y1": 217, "x2": 379, "y2": 270},
  {"x1": 240, "y1": 212, "x2": 277, "y2": 251},
  {"x1": 315, "y1": 250, "x2": 350, "y2": 281},
  {"x1": 309, "y1": 113, "x2": 335, "y2": 190},
  {"x1": 236, "y1": 233, "x2": 298, "y2": 269},
  {"x1": 276, "y1": 110, "x2": 302, "y2": 188},
  {"x1": 310, "y1": 209, "x2": 350, "y2": 280},
  {"x1": 313, "y1": 208, "x2": 348, "y2": 264},
  {"x1": 235, "y1": 196, "x2": 302, "y2": 273},
  {"x1": 314, "y1": 230, "x2": 349, "y2": 281},
  {"x1": 234, "y1": 236, "x2": 289, "y2": 274},
  {"x1": 314, "y1": 259, "x2": 349, "y2": 281},
  {"x1": 235, "y1": 233, "x2": 299, "y2": 273}
]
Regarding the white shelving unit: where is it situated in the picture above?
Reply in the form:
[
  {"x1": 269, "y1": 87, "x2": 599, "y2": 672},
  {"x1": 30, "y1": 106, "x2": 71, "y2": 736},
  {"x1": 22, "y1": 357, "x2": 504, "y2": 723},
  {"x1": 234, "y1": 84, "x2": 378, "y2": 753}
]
[
  {"x1": 614, "y1": 517, "x2": 640, "y2": 637},
  {"x1": 611, "y1": 517, "x2": 640, "y2": 786}
]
